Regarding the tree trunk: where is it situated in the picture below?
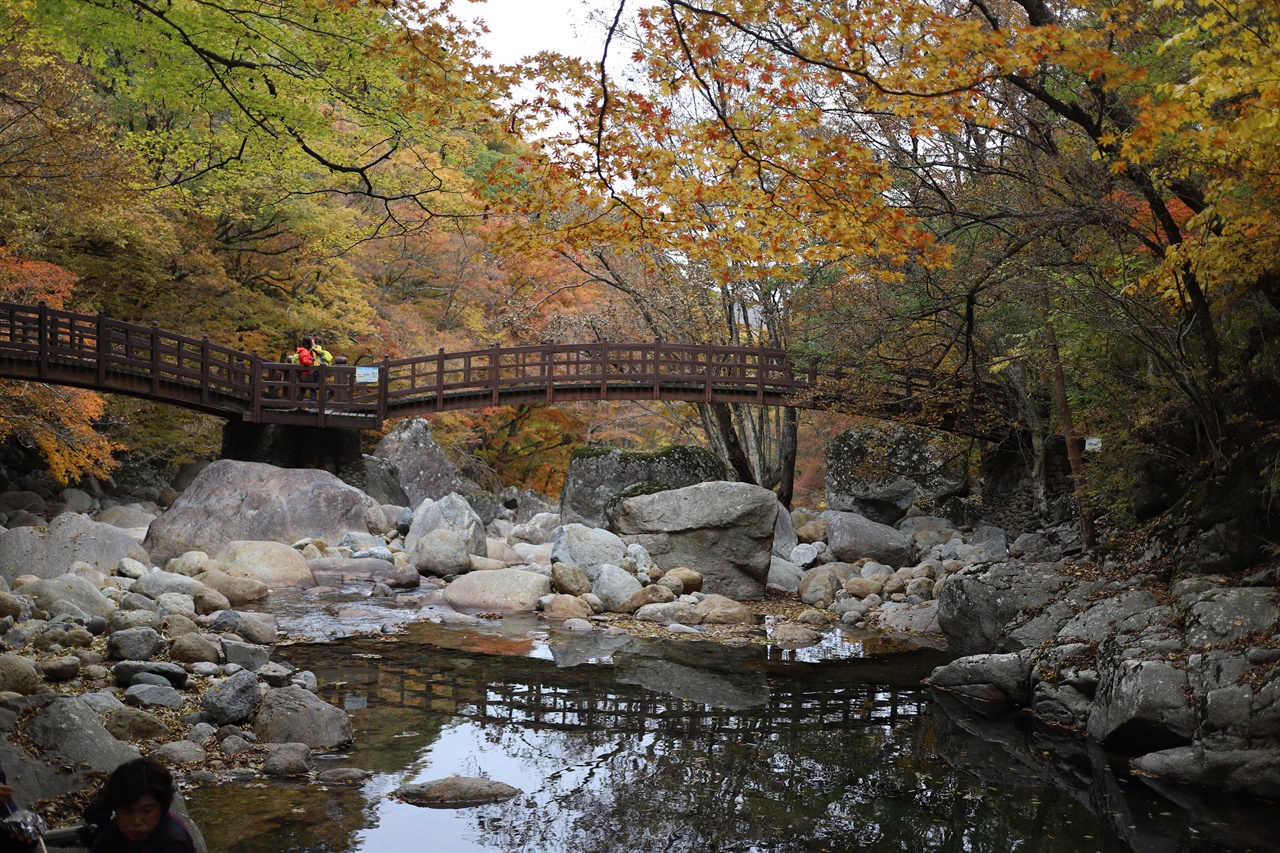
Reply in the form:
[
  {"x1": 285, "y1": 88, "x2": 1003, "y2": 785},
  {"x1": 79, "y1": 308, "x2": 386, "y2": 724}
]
[
  {"x1": 709, "y1": 402, "x2": 758, "y2": 484},
  {"x1": 776, "y1": 405, "x2": 798, "y2": 508},
  {"x1": 1041, "y1": 297, "x2": 1096, "y2": 550}
]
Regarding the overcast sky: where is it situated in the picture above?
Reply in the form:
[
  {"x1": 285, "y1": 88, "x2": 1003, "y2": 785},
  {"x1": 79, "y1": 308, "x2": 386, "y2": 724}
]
[{"x1": 469, "y1": 0, "x2": 615, "y2": 64}]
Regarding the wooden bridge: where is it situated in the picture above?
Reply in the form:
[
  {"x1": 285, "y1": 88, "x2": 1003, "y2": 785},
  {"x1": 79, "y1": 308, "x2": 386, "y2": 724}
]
[{"x1": 0, "y1": 301, "x2": 820, "y2": 430}]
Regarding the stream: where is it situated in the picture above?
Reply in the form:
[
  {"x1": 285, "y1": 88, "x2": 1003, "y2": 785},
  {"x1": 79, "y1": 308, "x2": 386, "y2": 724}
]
[{"x1": 184, "y1": 589, "x2": 1280, "y2": 852}]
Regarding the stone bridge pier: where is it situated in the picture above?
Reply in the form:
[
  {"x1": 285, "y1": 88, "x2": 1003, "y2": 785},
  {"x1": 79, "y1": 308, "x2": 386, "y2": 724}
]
[{"x1": 221, "y1": 422, "x2": 367, "y2": 490}]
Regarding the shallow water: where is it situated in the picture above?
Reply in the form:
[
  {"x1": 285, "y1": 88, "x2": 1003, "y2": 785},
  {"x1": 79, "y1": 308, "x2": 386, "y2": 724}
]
[{"x1": 187, "y1": 595, "x2": 1279, "y2": 853}]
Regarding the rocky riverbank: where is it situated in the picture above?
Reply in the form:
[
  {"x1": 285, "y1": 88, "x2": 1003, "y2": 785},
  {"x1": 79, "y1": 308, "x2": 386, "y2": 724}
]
[{"x1": 0, "y1": 425, "x2": 1276, "y2": 847}]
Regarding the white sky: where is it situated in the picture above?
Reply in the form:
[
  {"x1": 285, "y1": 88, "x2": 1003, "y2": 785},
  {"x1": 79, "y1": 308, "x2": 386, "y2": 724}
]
[{"x1": 467, "y1": 0, "x2": 615, "y2": 64}]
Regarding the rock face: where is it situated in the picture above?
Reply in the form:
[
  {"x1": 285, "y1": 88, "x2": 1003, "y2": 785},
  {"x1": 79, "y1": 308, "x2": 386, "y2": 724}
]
[
  {"x1": 825, "y1": 422, "x2": 969, "y2": 524},
  {"x1": 144, "y1": 460, "x2": 374, "y2": 563},
  {"x1": 933, "y1": 561, "x2": 1280, "y2": 799},
  {"x1": 373, "y1": 418, "x2": 467, "y2": 508},
  {"x1": 560, "y1": 446, "x2": 728, "y2": 529},
  {"x1": 615, "y1": 481, "x2": 777, "y2": 600},
  {"x1": 0, "y1": 513, "x2": 149, "y2": 584}
]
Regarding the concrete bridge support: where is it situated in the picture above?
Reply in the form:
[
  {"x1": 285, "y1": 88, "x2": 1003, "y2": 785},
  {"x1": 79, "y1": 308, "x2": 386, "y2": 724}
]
[{"x1": 221, "y1": 421, "x2": 367, "y2": 490}]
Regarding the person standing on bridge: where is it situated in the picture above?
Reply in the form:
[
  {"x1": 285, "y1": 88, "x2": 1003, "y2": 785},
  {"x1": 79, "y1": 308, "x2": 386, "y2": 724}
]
[{"x1": 289, "y1": 335, "x2": 318, "y2": 401}]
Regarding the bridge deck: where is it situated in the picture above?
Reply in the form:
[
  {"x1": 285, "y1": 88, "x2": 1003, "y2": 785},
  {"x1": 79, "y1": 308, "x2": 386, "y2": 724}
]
[{"x1": 0, "y1": 301, "x2": 818, "y2": 430}]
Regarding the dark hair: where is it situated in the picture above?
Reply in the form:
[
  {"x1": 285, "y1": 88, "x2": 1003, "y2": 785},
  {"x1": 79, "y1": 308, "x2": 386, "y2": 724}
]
[
  {"x1": 301, "y1": 335, "x2": 314, "y2": 348},
  {"x1": 102, "y1": 757, "x2": 174, "y2": 812}
]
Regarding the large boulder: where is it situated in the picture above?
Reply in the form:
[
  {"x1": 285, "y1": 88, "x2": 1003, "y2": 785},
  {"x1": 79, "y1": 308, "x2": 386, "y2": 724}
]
[
  {"x1": 254, "y1": 686, "x2": 353, "y2": 748},
  {"x1": 615, "y1": 482, "x2": 777, "y2": 600},
  {"x1": 216, "y1": 541, "x2": 315, "y2": 589},
  {"x1": 442, "y1": 569, "x2": 551, "y2": 612},
  {"x1": 937, "y1": 561, "x2": 1071, "y2": 657},
  {"x1": 308, "y1": 557, "x2": 419, "y2": 588},
  {"x1": 825, "y1": 422, "x2": 970, "y2": 524},
  {"x1": 361, "y1": 454, "x2": 410, "y2": 507},
  {"x1": 560, "y1": 446, "x2": 728, "y2": 529},
  {"x1": 144, "y1": 460, "x2": 374, "y2": 563},
  {"x1": 0, "y1": 513, "x2": 149, "y2": 584},
  {"x1": 825, "y1": 511, "x2": 914, "y2": 569},
  {"x1": 404, "y1": 494, "x2": 487, "y2": 559},
  {"x1": 549, "y1": 525, "x2": 627, "y2": 580},
  {"x1": 373, "y1": 419, "x2": 467, "y2": 507}
]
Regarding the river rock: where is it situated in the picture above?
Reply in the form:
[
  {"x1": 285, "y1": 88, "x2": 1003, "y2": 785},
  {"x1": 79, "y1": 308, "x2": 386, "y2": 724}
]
[
  {"x1": 592, "y1": 565, "x2": 644, "y2": 612},
  {"x1": 95, "y1": 504, "x2": 158, "y2": 530},
  {"x1": 202, "y1": 670, "x2": 263, "y2": 725},
  {"x1": 510, "y1": 512, "x2": 561, "y2": 546},
  {"x1": 20, "y1": 573, "x2": 114, "y2": 619},
  {"x1": 615, "y1": 481, "x2": 777, "y2": 600},
  {"x1": 361, "y1": 454, "x2": 411, "y2": 507},
  {"x1": 540, "y1": 594, "x2": 594, "y2": 620},
  {"x1": 442, "y1": 569, "x2": 551, "y2": 612},
  {"x1": 104, "y1": 706, "x2": 173, "y2": 742},
  {"x1": 395, "y1": 776, "x2": 522, "y2": 808},
  {"x1": 550, "y1": 524, "x2": 627, "y2": 579},
  {"x1": 23, "y1": 695, "x2": 140, "y2": 770},
  {"x1": 405, "y1": 493, "x2": 487, "y2": 559},
  {"x1": 373, "y1": 418, "x2": 467, "y2": 507},
  {"x1": 170, "y1": 633, "x2": 221, "y2": 664},
  {"x1": 132, "y1": 571, "x2": 203, "y2": 599},
  {"x1": 767, "y1": 557, "x2": 804, "y2": 593},
  {"x1": 694, "y1": 594, "x2": 756, "y2": 625},
  {"x1": 152, "y1": 740, "x2": 207, "y2": 767},
  {"x1": 877, "y1": 600, "x2": 941, "y2": 634},
  {"x1": 143, "y1": 460, "x2": 375, "y2": 563},
  {"x1": 560, "y1": 445, "x2": 727, "y2": 529},
  {"x1": 107, "y1": 627, "x2": 165, "y2": 661},
  {"x1": 222, "y1": 640, "x2": 270, "y2": 671},
  {"x1": 826, "y1": 511, "x2": 914, "y2": 568},
  {"x1": 262, "y1": 742, "x2": 314, "y2": 777},
  {"x1": 1131, "y1": 747, "x2": 1280, "y2": 800},
  {"x1": 254, "y1": 686, "x2": 352, "y2": 748},
  {"x1": 551, "y1": 562, "x2": 591, "y2": 596},
  {"x1": 0, "y1": 513, "x2": 150, "y2": 584},
  {"x1": 769, "y1": 622, "x2": 821, "y2": 645},
  {"x1": 633, "y1": 600, "x2": 703, "y2": 625},
  {"x1": 626, "y1": 583, "x2": 674, "y2": 613},
  {"x1": 112, "y1": 661, "x2": 188, "y2": 689},
  {"x1": 798, "y1": 566, "x2": 845, "y2": 608},
  {"x1": 0, "y1": 654, "x2": 41, "y2": 694},
  {"x1": 125, "y1": 683, "x2": 184, "y2": 708},
  {"x1": 408, "y1": 528, "x2": 472, "y2": 577},
  {"x1": 825, "y1": 422, "x2": 969, "y2": 524},
  {"x1": 927, "y1": 651, "x2": 1033, "y2": 713},
  {"x1": 37, "y1": 656, "x2": 81, "y2": 682},
  {"x1": 215, "y1": 540, "x2": 315, "y2": 589},
  {"x1": 194, "y1": 570, "x2": 268, "y2": 604},
  {"x1": 665, "y1": 567, "x2": 702, "y2": 593}
]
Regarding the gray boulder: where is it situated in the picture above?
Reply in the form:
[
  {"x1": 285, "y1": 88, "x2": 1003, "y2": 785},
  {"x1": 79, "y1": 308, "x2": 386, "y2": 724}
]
[
  {"x1": 550, "y1": 525, "x2": 626, "y2": 579},
  {"x1": 1087, "y1": 659, "x2": 1196, "y2": 752},
  {"x1": 0, "y1": 514, "x2": 149, "y2": 584},
  {"x1": 22, "y1": 695, "x2": 140, "y2": 771},
  {"x1": 395, "y1": 777, "x2": 521, "y2": 807},
  {"x1": 112, "y1": 661, "x2": 188, "y2": 688},
  {"x1": 216, "y1": 540, "x2": 315, "y2": 589},
  {"x1": 767, "y1": 557, "x2": 804, "y2": 593},
  {"x1": 0, "y1": 654, "x2": 41, "y2": 694},
  {"x1": 125, "y1": 683, "x2": 184, "y2": 709},
  {"x1": 132, "y1": 571, "x2": 203, "y2": 600},
  {"x1": 373, "y1": 419, "x2": 467, "y2": 507},
  {"x1": 591, "y1": 565, "x2": 644, "y2": 613},
  {"x1": 262, "y1": 742, "x2": 314, "y2": 777},
  {"x1": 1131, "y1": 747, "x2": 1280, "y2": 800},
  {"x1": 615, "y1": 481, "x2": 777, "y2": 601},
  {"x1": 107, "y1": 628, "x2": 165, "y2": 661},
  {"x1": 143, "y1": 460, "x2": 375, "y2": 563},
  {"x1": 826, "y1": 511, "x2": 914, "y2": 568},
  {"x1": 927, "y1": 651, "x2": 1033, "y2": 714},
  {"x1": 442, "y1": 569, "x2": 551, "y2": 612},
  {"x1": 202, "y1": 670, "x2": 263, "y2": 725},
  {"x1": 825, "y1": 422, "x2": 969, "y2": 524},
  {"x1": 21, "y1": 573, "x2": 114, "y2": 619},
  {"x1": 560, "y1": 445, "x2": 728, "y2": 529},
  {"x1": 362, "y1": 454, "x2": 410, "y2": 506},
  {"x1": 937, "y1": 561, "x2": 1071, "y2": 657},
  {"x1": 254, "y1": 686, "x2": 352, "y2": 748},
  {"x1": 408, "y1": 528, "x2": 472, "y2": 577},
  {"x1": 404, "y1": 494, "x2": 487, "y2": 559}
]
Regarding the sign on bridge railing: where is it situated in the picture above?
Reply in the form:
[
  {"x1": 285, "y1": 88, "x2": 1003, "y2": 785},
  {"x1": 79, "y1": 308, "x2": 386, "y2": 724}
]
[{"x1": 355, "y1": 366, "x2": 380, "y2": 383}]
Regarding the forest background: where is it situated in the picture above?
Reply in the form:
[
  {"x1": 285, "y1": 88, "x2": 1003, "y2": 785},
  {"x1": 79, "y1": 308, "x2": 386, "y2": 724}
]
[{"x1": 1, "y1": 0, "x2": 1277, "y2": 542}]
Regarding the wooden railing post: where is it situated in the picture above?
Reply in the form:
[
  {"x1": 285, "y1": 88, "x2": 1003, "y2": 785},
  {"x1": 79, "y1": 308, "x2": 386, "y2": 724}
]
[
  {"x1": 545, "y1": 343, "x2": 555, "y2": 403},
  {"x1": 491, "y1": 344, "x2": 501, "y2": 406},
  {"x1": 200, "y1": 337, "x2": 211, "y2": 405},
  {"x1": 149, "y1": 322, "x2": 161, "y2": 395},
  {"x1": 36, "y1": 301, "x2": 47, "y2": 381},
  {"x1": 375, "y1": 356, "x2": 390, "y2": 428},
  {"x1": 704, "y1": 341, "x2": 714, "y2": 402},
  {"x1": 436, "y1": 347, "x2": 445, "y2": 412},
  {"x1": 757, "y1": 344, "x2": 767, "y2": 403},
  {"x1": 250, "y1": 351, "x2": 262, "y2": 422},
  {"x1": 653, "y1": 341, "x2": 662, "y2": 399},
  {"x1": 96, "y1": 311, "x2": 108, "y2": 387},
  {"x1": 600, "y1": 341, "x2": 609, "y2": 399},
  {"x1": 316, "y1": 362, "x2": 327, "y2": 428}
]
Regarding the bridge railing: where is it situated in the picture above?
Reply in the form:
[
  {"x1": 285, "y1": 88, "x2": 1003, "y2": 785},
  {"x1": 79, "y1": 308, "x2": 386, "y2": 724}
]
[
  {"x1": 0, "y1": 301, "x2": 255, "y2": 402},
  {"x1": 380, "y1": 340, "x2": 808, "y2": 411}
]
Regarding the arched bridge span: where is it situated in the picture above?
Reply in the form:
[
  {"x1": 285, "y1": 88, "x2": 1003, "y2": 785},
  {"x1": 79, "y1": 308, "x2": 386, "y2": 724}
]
[{"x1": 0, "y1": 302, "x2": 819, "y2": 430}]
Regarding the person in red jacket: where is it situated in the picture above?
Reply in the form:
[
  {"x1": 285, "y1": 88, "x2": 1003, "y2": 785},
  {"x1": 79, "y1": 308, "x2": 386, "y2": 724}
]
[{"x1": 87, "y1": 758, "x2": 195, "y2": 853}]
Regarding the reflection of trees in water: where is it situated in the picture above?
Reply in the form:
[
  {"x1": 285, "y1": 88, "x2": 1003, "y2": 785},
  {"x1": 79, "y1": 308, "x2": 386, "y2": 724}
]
[{"x1": 280, "y1": 635, "x2": 1128, "y2": 853}]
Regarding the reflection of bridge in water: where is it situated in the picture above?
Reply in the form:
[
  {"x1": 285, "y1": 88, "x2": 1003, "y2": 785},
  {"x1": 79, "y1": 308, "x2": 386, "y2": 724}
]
[
  {"x1": 284, "y1": 625, "x2": 945, "y2": 739},
  {"x1": 0, "y1": 301, "x2": 819, "y2": 430}
]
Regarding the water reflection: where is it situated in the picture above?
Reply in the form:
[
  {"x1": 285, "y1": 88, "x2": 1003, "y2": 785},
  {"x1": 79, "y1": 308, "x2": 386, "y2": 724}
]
[{"x1": 186, "y1": 619, "x2": 1161, "y2": 852}]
